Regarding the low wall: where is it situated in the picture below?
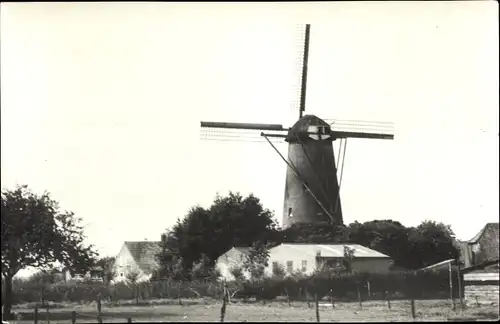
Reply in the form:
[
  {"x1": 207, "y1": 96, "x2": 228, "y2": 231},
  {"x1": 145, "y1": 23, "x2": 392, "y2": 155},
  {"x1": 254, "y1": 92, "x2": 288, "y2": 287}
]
[{"x1": 464, "y1": 272, "x2": 499, "y2": 306}]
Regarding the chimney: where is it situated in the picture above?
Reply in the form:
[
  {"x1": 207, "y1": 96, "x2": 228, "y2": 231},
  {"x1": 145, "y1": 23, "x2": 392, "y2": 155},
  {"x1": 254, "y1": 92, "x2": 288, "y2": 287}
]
[{"x1": 161, "y1": 234, "x2": 167, "y2": 243}]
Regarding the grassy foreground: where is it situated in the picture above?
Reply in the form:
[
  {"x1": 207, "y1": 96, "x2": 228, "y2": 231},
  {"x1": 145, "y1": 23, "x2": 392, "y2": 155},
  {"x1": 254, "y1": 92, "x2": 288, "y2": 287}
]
[{"x1": 9, "y1": 299, "x2": 499, "y2": 323}]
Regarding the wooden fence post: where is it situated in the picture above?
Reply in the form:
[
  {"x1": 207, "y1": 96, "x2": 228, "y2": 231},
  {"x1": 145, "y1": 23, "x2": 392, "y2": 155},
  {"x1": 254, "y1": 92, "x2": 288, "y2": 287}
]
[
  {"x1": 220, "y1": 282, "x2": 228, "y2": 322},
  {"x1": 71, "y1": 311, "x2": 76, "y2": 324},
  {"x1": 357, "y1": 284, "x2": 362, "y2": 309},
  {"x1": 97, "y1": 293, "x2": 102, "y2": 324},
  {"x1": 456, "y1": 260, "x2": 464, "y2": 310},
  {"x1": 314, "y1": 293, "x2": 320, "y2": 322},
  {"x1": 366, "y1": 281, "x2": 371, "y2": 299},
  {"x1": 410, "y1": 299, "x2": 416, "y2": 319},
  {"x1": 448, "y1": 261, "x2": 456, "y2": 310},
  {"x1": 46, "y1": 306, "x2": 50, "y2": 324},
  {"x1": 178, "y1": 281, "x2": 183, "y2": 306},
  {"x1": 330, "y1": 289, "x2": 335, "y2": 309},
  {"x1": 34, "y1": 306, "x2": 38, "y2": 324}
]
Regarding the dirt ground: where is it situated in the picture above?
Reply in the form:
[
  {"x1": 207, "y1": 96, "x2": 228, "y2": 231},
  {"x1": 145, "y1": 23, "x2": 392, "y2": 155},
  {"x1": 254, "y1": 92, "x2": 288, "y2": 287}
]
[{"x1": 8, "y1": 299, "x2": 500, "y2": 323}]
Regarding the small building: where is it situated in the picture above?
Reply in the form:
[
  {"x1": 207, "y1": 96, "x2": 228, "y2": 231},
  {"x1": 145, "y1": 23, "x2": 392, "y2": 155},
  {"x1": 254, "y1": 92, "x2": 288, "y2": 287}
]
[
  {"x1": 457, "y1": 223, "x2": 499, "y2": 268},
  {"x1": 216, "y1": 247, "x2": 251, "y2": 281},
  {"x1": 463, "y1": 259, "x2": 500, "y2": 306},
  {"x1": 113, "y1": 240, "x2": 162, "y2": 283},
  {"x1": 265, "y1": 243, "x2": 392, "y2": 276}
]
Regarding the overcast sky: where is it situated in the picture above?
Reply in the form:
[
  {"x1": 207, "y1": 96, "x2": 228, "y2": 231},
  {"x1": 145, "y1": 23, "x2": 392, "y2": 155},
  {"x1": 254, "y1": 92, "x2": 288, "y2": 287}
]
[{"x1": 2, "y1": 2, "x2": 499, "y2": 270}]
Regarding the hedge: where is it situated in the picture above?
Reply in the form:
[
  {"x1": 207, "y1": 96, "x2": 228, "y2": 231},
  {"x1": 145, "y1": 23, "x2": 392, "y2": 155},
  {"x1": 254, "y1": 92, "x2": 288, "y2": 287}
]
[{"x1": 6, "y1": 269, "x2": 462, "y2": 305}]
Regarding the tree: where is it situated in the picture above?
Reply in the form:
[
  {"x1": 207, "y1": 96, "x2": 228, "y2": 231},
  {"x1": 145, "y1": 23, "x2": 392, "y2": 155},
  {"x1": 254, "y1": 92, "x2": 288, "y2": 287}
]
[
  {"x1": 348, "y1": 220, "x2": 411, "y2": 267},
  {"x1": 243, "y1": 242, "x2": 270, "y2": 281},
  {"x1": 406, "y1": 220, "x2": 460, "y2": 269},
  {"x1": 341, "y1": 245, "x2": 355, "y2": 274},
  {"x1": 1, "y1": 185, "x2": 97, "y2": 319},
  {"x1": 347, "y1": 219, "x2": 459, "y2": 270},
  {"x1": 271, "y1": 262, "x2": 286, "y2": 279},
  {"x1": 229, "y1": 266, "x2": 245, "y2": 281},
  {"x1": 96, "y1": 256, "x2": 117, "y2": 285},
  {"x1": 156, "y1": 192, "x2": 278, "y2": 276}
]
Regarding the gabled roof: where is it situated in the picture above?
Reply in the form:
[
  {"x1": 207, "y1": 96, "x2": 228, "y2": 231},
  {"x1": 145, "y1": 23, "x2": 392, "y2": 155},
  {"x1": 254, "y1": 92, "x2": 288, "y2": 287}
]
[
  {"x1": 468, "y1": 223, "x2": 499, "y2": 243},
  {"x1": 124, "y1": 241, "x2": 162, "y2": 274},
  {"x1": 271, "y1": 243, "x2": 390, "y2": 258}
]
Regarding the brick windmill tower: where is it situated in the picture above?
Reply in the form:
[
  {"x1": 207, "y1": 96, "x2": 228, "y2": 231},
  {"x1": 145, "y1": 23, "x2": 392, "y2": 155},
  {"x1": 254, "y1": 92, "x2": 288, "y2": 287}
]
[{"x1": 200, "y1": 24, "x2": 394, "y2": 228}]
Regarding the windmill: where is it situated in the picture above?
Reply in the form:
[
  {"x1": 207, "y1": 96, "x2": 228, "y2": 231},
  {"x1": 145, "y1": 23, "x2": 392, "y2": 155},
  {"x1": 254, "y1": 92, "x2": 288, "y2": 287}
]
[{"x1": 200, "y1": 24, "x2": 395, "y2": 229}]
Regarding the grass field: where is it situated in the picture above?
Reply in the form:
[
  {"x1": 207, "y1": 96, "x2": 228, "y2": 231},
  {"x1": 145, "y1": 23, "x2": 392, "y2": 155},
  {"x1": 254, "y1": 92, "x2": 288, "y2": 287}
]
[{"x1": 8, "y1": 299, "x2": 499, "y2": 323}]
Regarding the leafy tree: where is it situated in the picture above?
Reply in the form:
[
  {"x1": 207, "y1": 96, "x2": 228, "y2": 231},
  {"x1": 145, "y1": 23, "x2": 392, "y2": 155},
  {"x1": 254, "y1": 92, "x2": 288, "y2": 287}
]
[
  {"x1": 347, "y1": 220, "x2": 459, "y2": 270},
  {"x1": 1, "y1": 185, "x2": 97, "y2": 319},
  {"x1": 229, "y1": 265, "x2": 245, "y2": 281},
  {"x1": 271, "y1": 262, "x2": 286, "y2": 279},
  {"x1": 156, "y1": 192, "x2": 278, "y2": 276},
  {"x1": 348, "y1": 220, "x2": 411, "y2": 267},
  {"x1": 406, "y1": 220, "x2": 459, "y2": 269},
  {"x1": 96, "y1": 256, "x2": 117, "y2": 285},
  {"x1": 243, "y1": 242, "x2": 270, "y2": 281},
  {"x1": 342, "y1": 245, "x2": 355, "y2": 274},
  {"x1": 190, "y1": 254, "x2": 219, "y2": 282}
]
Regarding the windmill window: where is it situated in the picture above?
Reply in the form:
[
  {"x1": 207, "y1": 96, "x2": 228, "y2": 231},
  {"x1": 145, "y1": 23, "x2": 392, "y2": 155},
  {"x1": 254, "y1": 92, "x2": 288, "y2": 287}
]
[{"x1": 288, "y1": 207, "x2": 293, "y2": 217}]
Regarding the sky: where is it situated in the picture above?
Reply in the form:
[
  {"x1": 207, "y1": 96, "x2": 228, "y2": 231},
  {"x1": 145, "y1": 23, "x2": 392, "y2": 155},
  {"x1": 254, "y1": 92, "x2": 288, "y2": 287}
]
[{"x1": 1, "y1": 2, "x2": 499, "y2": 272}]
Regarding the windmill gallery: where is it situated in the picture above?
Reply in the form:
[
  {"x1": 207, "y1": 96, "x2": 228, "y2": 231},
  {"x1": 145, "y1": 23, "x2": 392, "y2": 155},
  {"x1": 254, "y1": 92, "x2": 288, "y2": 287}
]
[{"x1": 200, "y1": 25, "x2": 395, "y2": 228}]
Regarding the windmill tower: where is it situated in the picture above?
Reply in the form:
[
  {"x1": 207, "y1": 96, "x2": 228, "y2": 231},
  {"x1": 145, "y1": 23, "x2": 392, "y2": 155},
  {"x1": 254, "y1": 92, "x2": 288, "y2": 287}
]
[{"x1": 200, "y1": 24, "x2": 394, "y2": 228}]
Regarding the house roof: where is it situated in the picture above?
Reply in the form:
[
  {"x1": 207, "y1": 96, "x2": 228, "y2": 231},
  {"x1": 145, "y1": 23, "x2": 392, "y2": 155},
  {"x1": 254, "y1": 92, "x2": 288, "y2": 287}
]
[
  {"x1": 233, "y1": 247, "x2": 250, "y2": 254},
  {"x1": 125, "y1": 241, "x2": 162, "y2": 274},
  {"x1": 468, "y1": 223, "x2": 499, "y2": 243},
  {"x1": 272, "y1": 243, "x2": 390, "y2": 258}
]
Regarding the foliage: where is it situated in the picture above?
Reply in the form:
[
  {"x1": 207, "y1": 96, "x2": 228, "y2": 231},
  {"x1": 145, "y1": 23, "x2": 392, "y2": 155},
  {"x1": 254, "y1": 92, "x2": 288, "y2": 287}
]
[
  {"x1": 96, "y1": 257, "x2": 117, "y2": 285},
  {"x1": 190, "y1": 254, "x2": 220, "y2": 282},
  {"x1": 347, "y1": 220, "x2": 459, "y2": 270},
  {"x1": 243, "y1": 242, "x2": 270, "y2": 281},
  {"x1": 5, "y1": 267, "x2": 462, "y2": 306},
  {"x1": 342, "y1": 245, "x2": 356, "y2": 274},
  {"x1": 271, "y1": 262, "x2": 286, "y2": 278},
  {"x1": 1, "y1": 185, "x2": 97, "y2": 319},
  {"x1": 156, "y1": 192, "x2": 278, "y2": 276},
  {"x1": 405, "y1": 220, "x2": 460, "y2": 269},
  {"x1": 229, "y1": 266, "x2": 245, "y2": 281}
]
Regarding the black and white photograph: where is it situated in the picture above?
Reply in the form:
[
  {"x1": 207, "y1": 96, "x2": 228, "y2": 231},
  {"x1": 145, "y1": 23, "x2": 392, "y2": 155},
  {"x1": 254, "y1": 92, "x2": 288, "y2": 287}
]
[{"x1": 1, "y1": 1, "x2": 498, "y2": 322}]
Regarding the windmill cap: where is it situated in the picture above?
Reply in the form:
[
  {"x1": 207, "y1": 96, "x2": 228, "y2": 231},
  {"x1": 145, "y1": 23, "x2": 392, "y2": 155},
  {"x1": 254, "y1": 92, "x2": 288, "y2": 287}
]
[{"x1": 286, "y1": 115, "x2": 331, "y2": 142}]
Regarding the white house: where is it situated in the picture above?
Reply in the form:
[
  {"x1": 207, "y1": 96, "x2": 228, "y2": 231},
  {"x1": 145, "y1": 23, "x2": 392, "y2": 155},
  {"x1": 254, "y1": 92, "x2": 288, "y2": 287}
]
[
  {"x1": 216, "y1": 243, "x2": 392, "y2": 281},
  {"x1": 265, "y1": 243, "x2": 393, "y2": 276},
  {"x1": 215, "y1": 247, "x2": 252, "y2": 281},
  {"x1": 113, "y1": 240, "x2": 162, "y2": 283}
]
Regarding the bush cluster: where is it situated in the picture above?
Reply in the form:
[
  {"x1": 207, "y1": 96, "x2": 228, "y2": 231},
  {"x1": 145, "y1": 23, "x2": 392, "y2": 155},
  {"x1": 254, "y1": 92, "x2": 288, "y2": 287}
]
[{"x1": 7, "y1": 269, "x2": 461, "y2": 305}]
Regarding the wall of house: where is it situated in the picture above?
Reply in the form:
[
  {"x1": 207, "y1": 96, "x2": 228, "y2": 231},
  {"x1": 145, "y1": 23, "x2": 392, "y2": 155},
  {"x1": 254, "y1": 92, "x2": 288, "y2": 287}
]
[
  {"x1": 464, "y1": 272, "x2": 500, "y2": 306},
  {"x1": 113, "y1": 245, "x2": 145, "y2": 282},
  {"x1": 265, "y1": 245, "x2": 318, "y2": 276},
  {"x1": 216, "y1": 248, "x2": 251, "y2": 281},
  {"x1": 351, "y1": 258, "x2": 393, "y2": 274}
]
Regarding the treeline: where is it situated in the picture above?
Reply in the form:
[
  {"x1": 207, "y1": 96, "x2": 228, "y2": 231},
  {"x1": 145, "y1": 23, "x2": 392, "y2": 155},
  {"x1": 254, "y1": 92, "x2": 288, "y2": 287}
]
[{"x1": 154, "y1": 192, "x2": 460, "y2": 280}]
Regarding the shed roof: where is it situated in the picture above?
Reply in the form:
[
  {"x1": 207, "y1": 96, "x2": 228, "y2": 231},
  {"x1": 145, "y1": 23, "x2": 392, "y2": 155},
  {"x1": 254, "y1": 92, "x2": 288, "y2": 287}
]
[
  {"x1": 271, "y1": 243, "x2": 390, "y2": 258},
  {"x1": 124, "y1": 241, "x2": 162, "y2": 274}
]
